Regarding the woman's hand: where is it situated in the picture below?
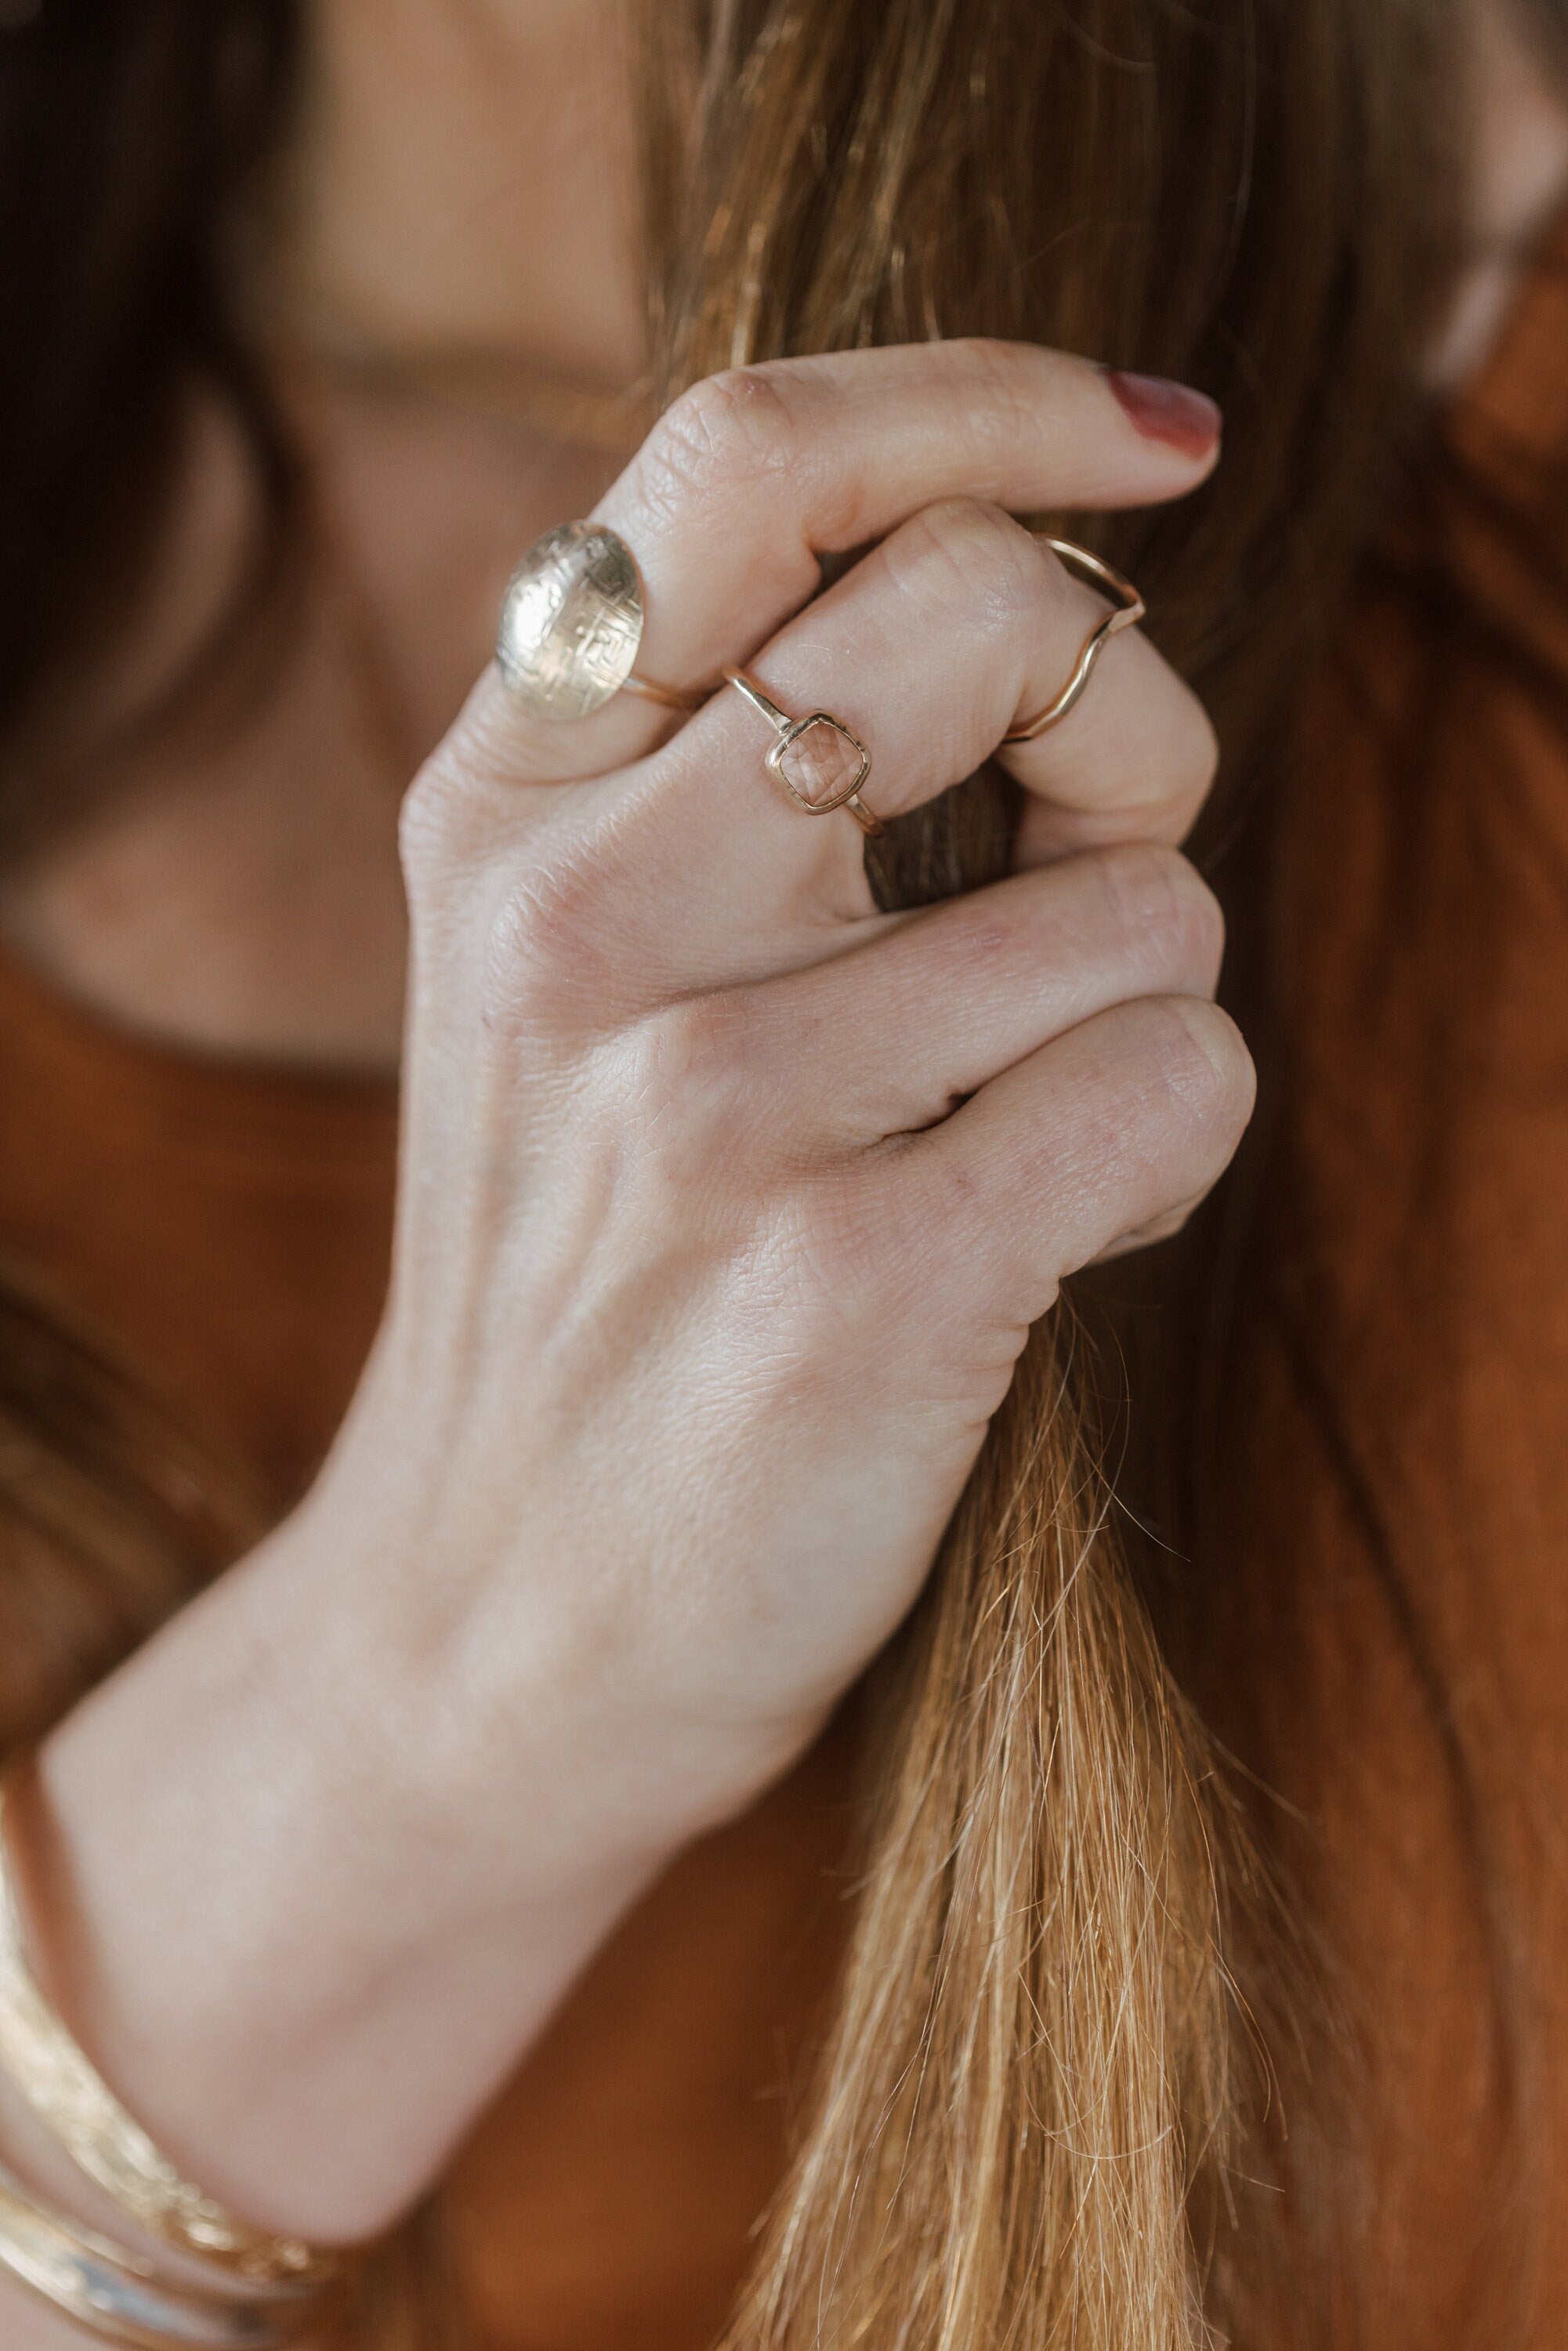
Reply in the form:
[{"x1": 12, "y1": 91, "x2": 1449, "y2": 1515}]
[
  {"x1": 369, "y1": 340, "x2": 1244, "y2": 1809},
  {"x1": 32, "y1": 342, "x2": 1251, "y2": 2254}
]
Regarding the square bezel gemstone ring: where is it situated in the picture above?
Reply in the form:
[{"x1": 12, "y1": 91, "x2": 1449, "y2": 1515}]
[
  {"x1": 722, "y1": 667, "x2": 883, "y2": 837},
  {"x1": 766, "y1": 713, "x2": 873, "y2": 814}
]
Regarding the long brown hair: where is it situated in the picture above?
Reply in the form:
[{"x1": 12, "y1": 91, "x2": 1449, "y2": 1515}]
[
  {"x1": 644, "y1": 7, "x2": 1467, "y2": 2347},
  {"x1": 0, "y1": 0, "x2": 1500, "y2": 2344}
]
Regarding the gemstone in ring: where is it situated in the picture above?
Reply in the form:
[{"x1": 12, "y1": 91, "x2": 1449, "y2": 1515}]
[
  {"x1": 496, "y1": 520, "x2": 699, "y2": 722},
  {"x1": 722, "y1": 669, "x2": 882, "y2": 837}
]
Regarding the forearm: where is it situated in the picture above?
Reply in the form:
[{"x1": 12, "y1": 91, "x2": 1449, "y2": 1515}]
[{"x1": 19, "y1": 1483, "x2": 668, "y2": 2248}]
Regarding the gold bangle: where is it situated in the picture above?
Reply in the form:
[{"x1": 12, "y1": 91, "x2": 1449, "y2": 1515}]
[
  {"x1": 0, "y1": 1773, "x2": 345, "y2": 2295},
  {"x1": 0, "y1": 2165, "x2": 320, "y2": 2349}
]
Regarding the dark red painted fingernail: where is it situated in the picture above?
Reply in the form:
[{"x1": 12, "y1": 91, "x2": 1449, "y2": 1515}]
[{"x1": 1106, "y1": 368, "x2": 1222, "y2": 458}]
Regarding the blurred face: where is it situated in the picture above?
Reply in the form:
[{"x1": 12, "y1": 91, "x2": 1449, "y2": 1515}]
[{"x1": 293, "y1": 0, "x2": 1568, "y2": 395}]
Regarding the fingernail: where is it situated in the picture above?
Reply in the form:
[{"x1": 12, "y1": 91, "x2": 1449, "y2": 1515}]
[{"x1": 1106, "y1": 369, "x2": 1222, "y2": 458}]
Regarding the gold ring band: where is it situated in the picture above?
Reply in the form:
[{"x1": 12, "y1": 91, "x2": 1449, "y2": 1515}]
[
  {"x1": 722, "y1": 669, "x2": 882, "y2": 837},
  {"x1": 617, "y1": 672, "x2": 706, "y2": 714},
  {"x1": 1002, "y1": 538, "x2": 1146, "y2": 743}
]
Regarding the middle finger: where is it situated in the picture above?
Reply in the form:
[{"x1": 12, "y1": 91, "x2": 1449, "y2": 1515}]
[{"x1": 628, "y1": 498, "x2": 1215, "y2": 939}]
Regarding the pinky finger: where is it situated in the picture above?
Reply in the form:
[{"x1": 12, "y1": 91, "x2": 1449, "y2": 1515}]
[{"x1": 889, "y1": 995, "x2": 1255, "y2": 1325}]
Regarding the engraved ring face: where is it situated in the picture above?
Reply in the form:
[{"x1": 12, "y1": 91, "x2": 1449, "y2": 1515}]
[{"x1": 496, "y1": 520, "x2": 646, "y2": 720}]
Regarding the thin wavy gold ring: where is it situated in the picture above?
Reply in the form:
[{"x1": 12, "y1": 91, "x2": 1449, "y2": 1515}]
[{"x1": 1002, "y1": 538, "x2": 1146, "y2": 743}]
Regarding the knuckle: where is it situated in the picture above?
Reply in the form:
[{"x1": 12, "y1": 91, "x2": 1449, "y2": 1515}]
[
  {"x1": 482, "y1": 835, "x2": 621, "y2": 1009},
  {"x1": 867, "y1": 1136, "x2": 991, "y2": 1291},
  {"x1": 775, "y1": 1176, "x2": 876, "y2": 1305},
  {"x1": 914, "y1": 1147, "x2": 990, "y2": 1258},
  {"x1": 1093, "y1": 840, "x2": 1225, "y2": 987},
  {"x1": 1037, "y1": 999, "x2": 1252, "y2": 1253},
  {"x1": 1135, "y1": 996, "x2": 1255, "y2": 1140},
  {"x1": 638, "y1": 366, "x2": 801, "y2": 514},
  {"x1": 889, "y1": 498, "x2": 1042, "y2": 631},
  {"x1": 398, "y1": 675, "x2": 556, "y2": 893},
  {"x1": 802, "y1": 1165, "x2": 958, "y2": 1329},
  {"x1": 612, "y1": 995, "x2": 759, "y2": 1183},
  {"x1": 646, "y1": 993, "x2": 752, "y2": 1101},
  {"x1": 630, "y1": 983, "x2": 752, "y2": 1110},
  {"x1": 399, "y1": 748, "x2": 487, "y2": 888}
]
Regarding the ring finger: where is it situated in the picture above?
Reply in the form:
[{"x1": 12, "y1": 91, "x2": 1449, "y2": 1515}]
[
  {"x1": 735, "y1": 840, "x2": 1225, "y2": 1154},
  {"x1": 437, "y1": 340, "x2": 1218, "y2": 809}
]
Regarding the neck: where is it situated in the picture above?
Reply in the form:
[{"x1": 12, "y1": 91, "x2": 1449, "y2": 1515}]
[{"x1": 287, "y1": 0, "x2": 646, "y2": 389}]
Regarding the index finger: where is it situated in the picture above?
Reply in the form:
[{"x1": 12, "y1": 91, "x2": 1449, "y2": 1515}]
[{"x1": 455, "y1": 342, "x2": 1218, "y2": 791}]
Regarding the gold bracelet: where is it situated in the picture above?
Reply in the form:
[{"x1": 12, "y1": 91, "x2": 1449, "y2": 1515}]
[
  {"x1": 0, "y1": 2165, "x2": 321, "y2": 2348},
  {"x1": 0, "y1": 1772, "x2": 345, "y2": 2296}
]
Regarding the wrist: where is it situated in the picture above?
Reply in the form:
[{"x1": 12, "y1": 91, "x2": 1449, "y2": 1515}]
[
  {"x1": 24, "y1": 1491, "x2": 670, "y2": 2242},
  {"x1": 303, "y1": 1384, "x2": 831, "y2": 1875}
]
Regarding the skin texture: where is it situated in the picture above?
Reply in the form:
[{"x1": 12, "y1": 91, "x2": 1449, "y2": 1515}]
[{"x1": 0, "y1": 3, "x2": 1563, "y2": 2345}]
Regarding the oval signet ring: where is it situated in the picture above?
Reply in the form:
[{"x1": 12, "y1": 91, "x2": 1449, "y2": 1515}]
[
  {"x1": 723, "y1": 669, "x2": 883, "y2": 837},
  {"x1": 496, "y1": 521, "x2": 701, "y2": 722}
]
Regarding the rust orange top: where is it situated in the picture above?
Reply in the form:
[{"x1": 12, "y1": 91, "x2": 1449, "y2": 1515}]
[
  {"x1": 5, "y1": 229, "x2": 1568, "y2": 2346},
  {"x1": 0, "y1": 925, "x2": 857, "y2": 2349}
]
